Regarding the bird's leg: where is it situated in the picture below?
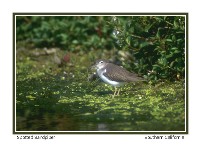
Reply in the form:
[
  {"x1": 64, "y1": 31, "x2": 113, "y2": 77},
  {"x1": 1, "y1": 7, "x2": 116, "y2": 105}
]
[
  {"x1": 117, "y1": 88, "x2": 120, "y2": 96},
  {"x1": 112, "y1": 87, "x2": 117, "y2": 98}
]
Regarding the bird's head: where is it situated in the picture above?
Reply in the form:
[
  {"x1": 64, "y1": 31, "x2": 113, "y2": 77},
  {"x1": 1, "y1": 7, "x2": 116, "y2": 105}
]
[{"x1": 90, "y1": 59, "x2": 110, "y2": 70}]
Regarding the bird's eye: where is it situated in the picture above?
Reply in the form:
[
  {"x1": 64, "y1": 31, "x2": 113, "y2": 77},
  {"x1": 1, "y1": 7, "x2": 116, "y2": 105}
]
[{"x1": 100, "y1": 61, "x2": 104, "y2": 64}]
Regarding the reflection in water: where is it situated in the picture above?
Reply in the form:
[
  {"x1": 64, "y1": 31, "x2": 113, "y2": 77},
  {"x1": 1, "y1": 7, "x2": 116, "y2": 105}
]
[
  {"x1": 16, "y1": 110, "x2": 134, "y2": 131},
  {"x1": 16, "y1": 107, "x2": 185, "y2": 131}
]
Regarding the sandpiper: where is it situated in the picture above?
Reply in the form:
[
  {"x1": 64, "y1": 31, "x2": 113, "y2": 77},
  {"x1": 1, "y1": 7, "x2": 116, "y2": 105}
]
[{"x1": 92, "y1": 59, "x2": 143, "y2": 97}]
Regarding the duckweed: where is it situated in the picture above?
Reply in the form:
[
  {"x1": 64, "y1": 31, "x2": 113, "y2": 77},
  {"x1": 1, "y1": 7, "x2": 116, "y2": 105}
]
[{"x1": 16, "y1": 50, "x2": 186, "y2": 131}]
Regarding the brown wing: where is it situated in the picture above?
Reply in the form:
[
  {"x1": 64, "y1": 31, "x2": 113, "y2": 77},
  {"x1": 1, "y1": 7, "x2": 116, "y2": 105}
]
[{"x1": 103, "y1": 63, "x2": 142, "y2": 82}]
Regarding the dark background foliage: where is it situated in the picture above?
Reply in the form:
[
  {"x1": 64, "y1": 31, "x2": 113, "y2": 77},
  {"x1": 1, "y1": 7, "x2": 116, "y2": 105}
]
[{"x1": 16, "y1": 16, "x2": 113, "y2": 52}]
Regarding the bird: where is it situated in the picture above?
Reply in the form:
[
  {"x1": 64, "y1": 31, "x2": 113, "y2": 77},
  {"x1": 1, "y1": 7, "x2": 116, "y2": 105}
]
[{"x1": 92, "y1": 59, "x2": 143, "y2": 97}]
